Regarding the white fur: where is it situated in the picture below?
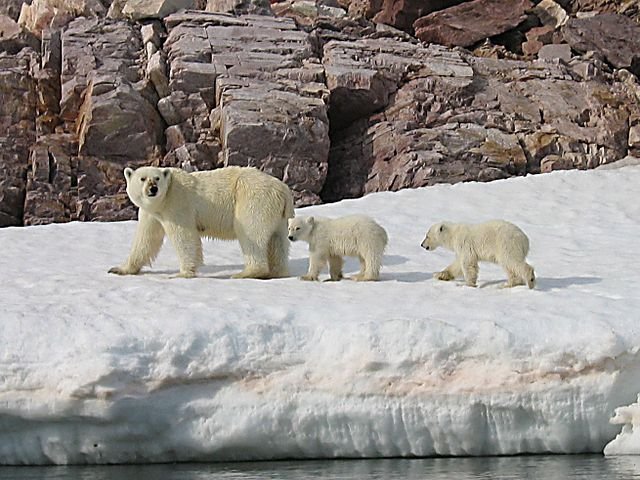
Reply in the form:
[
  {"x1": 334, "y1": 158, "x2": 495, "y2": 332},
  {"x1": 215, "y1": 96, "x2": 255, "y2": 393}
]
[
  {"x1": 421, "y1": 220, "x2": 536, "y2": 289},
  {"x1": 109, "y1": 166, "x2": 294, "y2": 279},
  {"x1": 288, "y1": 215, "x2": 388, "y2": 282}
]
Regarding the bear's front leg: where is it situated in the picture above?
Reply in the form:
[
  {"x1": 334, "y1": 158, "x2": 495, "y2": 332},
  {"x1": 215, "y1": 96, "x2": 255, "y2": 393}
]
[
  {"x1": 109, "y1": 210, "x2": 165, "y2": 275},
  {"x1": 300, "y1": 253, "x2": 325, "y2": 281},
  {"x1": 164, "y1": 222, "x2": 203, "y2": 278},
  {"x1": 433, "y1": 260, "x2": 462, "y2": 282}
]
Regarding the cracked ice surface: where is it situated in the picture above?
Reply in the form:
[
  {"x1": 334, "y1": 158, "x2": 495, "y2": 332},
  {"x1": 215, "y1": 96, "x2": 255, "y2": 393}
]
[{"x1": 1, "y1": 165, "x2": 640, "y2": 464}]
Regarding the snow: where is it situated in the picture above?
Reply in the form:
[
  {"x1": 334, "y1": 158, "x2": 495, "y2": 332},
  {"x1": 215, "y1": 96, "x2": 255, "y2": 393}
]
[
  {"x1": 604, "y1": 395, "x2": 640, "y2": 456},
  {"x1": 1, "y1": 165, "x2": 640, "y2": 465}
]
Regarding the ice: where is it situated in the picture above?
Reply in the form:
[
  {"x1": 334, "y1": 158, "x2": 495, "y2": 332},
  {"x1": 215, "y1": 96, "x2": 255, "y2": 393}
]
[
  {"x1": 1, "y1": 165, "x2": 640, "y2": 464},
  {"x1": 604, "y1": 395, "x2": 640, "y2": 456}
]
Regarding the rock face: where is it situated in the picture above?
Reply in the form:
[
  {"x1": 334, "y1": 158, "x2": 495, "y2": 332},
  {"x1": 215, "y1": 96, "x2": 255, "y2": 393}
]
[
  {"x1": 18, "y1": 0, "x2": 106, "y2": 37},
  {"x1": 0, "y1": 14, "x2": 39, "y2": 52},
  {"x1": 413, "y1": 0, "x2": 533, "y2": 47},
  {"x1": 563, "y1": 14, "x2": 640, "y2": 73},
  {"x1": 22, "y1": 18, "x2": 165, "y2": 225},
  {"x1": 373, "y1": 0, "x2": 468, "y2": 32},
  {"x1": 0, "y1": 50, "x2": 37, "y2": 227},
  {"x1": 321, "y1": 37, "x2": 639, "y2": 201},
  {"x1": 1, "y1": 1, "x2": 639, "y2": 225},
  {"x1": 162, "y1": 11, "x2": 330, "y2": 204}
]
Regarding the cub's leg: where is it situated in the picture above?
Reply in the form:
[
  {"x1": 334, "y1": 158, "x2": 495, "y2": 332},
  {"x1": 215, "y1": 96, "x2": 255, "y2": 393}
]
[
  {"x1": 328, "y1": 255, "x2": 344, "y2": 281},
  {"x1": 461, "y1": 257, "x2": 479, "y2": 287},
  {"x1": 349, "y1": 255, "x2": 366, "y2": 281},
  {"x1": 301, "y1": 253, "x2": 326, "y2": 281},
  {"x1": 434, "y1": 259, "x2": 462, "y2": 282},
  {"x1": 360, "y1": 251, "x2": 383, "y2": 281}
]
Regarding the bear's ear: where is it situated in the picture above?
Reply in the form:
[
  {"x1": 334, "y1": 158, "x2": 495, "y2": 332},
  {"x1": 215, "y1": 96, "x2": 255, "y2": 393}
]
[
  {"x1": 306, "y1": 216, "x2": 314, "y2": 225},
  {"x1": 124, "y1": 167, "x2": 133, "y2": 182},
  {"x1": 162, "y1": 168, "x2": 171, "y2": 179}
]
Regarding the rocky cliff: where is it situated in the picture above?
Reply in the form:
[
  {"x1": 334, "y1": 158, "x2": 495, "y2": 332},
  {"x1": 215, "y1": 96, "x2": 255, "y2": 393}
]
[{"x1": 1, "y1": 0, "x2": 639, "y2": 225}]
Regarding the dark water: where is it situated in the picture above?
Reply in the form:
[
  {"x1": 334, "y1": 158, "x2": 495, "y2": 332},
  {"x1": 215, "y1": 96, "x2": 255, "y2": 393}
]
[{"x1": 1, "y1": 456, "x2": 639, "y2": 480}]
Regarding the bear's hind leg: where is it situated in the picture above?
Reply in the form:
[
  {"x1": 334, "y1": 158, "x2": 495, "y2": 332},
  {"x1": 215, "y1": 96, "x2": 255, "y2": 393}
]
[
  {"x1": 233, "y1": 210, "x2": 272, "y2": 279},
  {"x1": 349, "y1": 255, "x2": 366, "y2": 281},
  {"x1": 267, "y1": 225, "x2": 290, "y2": 278},
  {"x1": 359, "y1": 251, "x2": 382, "y2": 281},
  {"x1": 234, "y1": 230, "x2": 271, "y2": 279},
  {"x1": 328, "y1": 255, "x2": 343, "y2": 281}
]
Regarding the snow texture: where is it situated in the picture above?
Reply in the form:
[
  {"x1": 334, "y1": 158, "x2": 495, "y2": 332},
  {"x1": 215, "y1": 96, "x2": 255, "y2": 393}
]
[
  {"x1": 604, "y1": 394, "x2": 640, "y2": 456},
  {"x1": 1, "y1": 165, "x2": 640, "y2": 464}
]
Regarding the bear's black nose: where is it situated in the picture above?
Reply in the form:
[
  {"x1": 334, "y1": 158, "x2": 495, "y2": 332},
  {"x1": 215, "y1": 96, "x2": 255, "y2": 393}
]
[
  {"x1": 288, "y1": 236, "x2": 294, "y2": 241},
  {"x1": 149, "y1": 185, "x2": 158, "y2": 196}
]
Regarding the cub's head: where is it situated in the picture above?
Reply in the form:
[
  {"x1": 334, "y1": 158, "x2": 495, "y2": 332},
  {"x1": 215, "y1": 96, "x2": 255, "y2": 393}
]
[
  {"x1": 124, "y1": 166, "x2": 171, "y2": 210},
  {"x1": 288, "y1": 216, "x2": 314, "y2": 242},
  {"x1": 421, "y1": 222, "x2": 448, "y2": 251}
]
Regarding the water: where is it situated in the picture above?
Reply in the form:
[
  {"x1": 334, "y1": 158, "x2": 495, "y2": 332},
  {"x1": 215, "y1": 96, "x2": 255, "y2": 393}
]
[{"x1": 1, "y1": 456, "x2": 640, "y2": 480}]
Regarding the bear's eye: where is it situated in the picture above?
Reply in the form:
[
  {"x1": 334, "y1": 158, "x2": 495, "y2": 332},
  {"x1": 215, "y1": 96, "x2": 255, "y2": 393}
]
[
  {"x1": 140, "y1": 177, "x2": 146, "y2": 182},
  {"x1": 154, "y1": 176, "x2": 159, "y2": 181}
]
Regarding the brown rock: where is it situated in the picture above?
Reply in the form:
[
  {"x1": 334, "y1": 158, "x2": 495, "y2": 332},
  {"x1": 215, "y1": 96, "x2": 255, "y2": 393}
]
[
  {"x1": 206, "y1": 0, "x2": 272, "y2": 15},
  {"x1": 563, "y1": 14, "x2": 640, "y2": 72},
  {"x1": 522, "y1": 25, "x2": 555, "y2": 57},
  {"x1": 17, "y1": 0, "x2": 105, "y2": 38},
  {"x1": 345, "y1": 0, "x2": 383, "y2": 18},
  {"x1": 321, "y1": 37, "x2": 638, "y2": 201},
  {"x1": 0, "y1": 14, "x2": 39, "y2": 53},
  {"x1": 413, "y1": 0, "x2": 532, "y2": 48},
  {"x1": 60, "y1": 19, "x2": 164, "y2": 162},
  {"x1": 373, "y1": 0, "x2": 468, "y2": 32},
  {"x1": 532, "y1": 0, "x2": 568, "y2": 28},
  {"x1": 163, "y1": 11, "x2": 330, "y2": 205},
  {"x1": 540, "y1": 154, "x2": 574, "y2": 172},
  {"x1": 0, "y1": 49, "x2": 37, "y2": 227},
  {"x1": 0, "y1": 0, "x2": 23, "y2": 20}
]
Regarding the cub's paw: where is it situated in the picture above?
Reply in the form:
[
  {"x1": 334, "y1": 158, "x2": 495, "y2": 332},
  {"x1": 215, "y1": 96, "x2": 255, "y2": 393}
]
[
  {"x1": 108, "y1": 266, "x2": 137, "y2": 275},
  {"x1": 300, "y1": 274, "x2": 319, "y2": 281},
  {"x1": 173, "y1": 271, "x2": 196, "y2": 279},
  {"x1": 434, "y1": 271, "x2": 454, "y2": 281}
]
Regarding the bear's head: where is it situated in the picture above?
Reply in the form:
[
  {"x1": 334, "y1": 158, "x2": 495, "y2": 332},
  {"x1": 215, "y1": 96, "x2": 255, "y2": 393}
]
[
  {"x1": 288, "y1": 216, "x2": 314, "y2": 242},
  {"x1": 421, "y1": 222, "x2": 448, "y2": 251},
  {"x1": 124, "y1": 166, "x2": 172, "y2": 211}
]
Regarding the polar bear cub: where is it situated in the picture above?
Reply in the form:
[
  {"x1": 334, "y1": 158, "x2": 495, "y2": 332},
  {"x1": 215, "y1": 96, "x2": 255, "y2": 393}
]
[
  {"x1": 421, "y1": 220, "x2": 535, "y2": 289},
  {"x1": 109, "y1": 165, "x2": 294, "y2": 279},
  {"x1": 288, "y1": 215, "x2": 388, "y2": 281}
]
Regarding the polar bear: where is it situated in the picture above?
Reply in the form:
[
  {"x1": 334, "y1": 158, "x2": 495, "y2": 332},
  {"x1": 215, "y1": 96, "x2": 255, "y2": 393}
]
[
  {"x1": 109, "y1": 166, "x2": 294, "y2": 279},
  {"x1": 288, "y1": 215, "x2": 388, "y2": 281},
  {"x1": 421, "y1": 220, "x2": 535, "y2": 289}
]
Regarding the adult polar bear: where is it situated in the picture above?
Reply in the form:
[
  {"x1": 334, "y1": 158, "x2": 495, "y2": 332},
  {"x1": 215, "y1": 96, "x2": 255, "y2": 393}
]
[{"x1": 109, "y1": 166, "x2": 294, "y2": 279}]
